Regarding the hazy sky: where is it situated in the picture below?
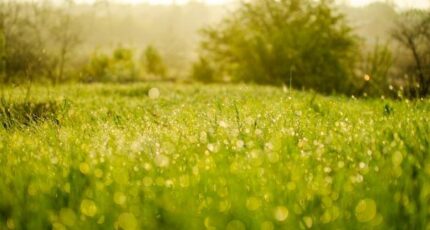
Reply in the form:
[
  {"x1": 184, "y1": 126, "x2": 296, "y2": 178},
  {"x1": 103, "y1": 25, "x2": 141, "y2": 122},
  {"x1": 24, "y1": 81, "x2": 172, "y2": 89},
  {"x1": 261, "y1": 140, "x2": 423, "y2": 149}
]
[
  {"x1": 76, "y1": 0, "x2": 429, "y2": 8},
  {"x1": 348, "y1": 0, "x2": 429, "y2": 8}
]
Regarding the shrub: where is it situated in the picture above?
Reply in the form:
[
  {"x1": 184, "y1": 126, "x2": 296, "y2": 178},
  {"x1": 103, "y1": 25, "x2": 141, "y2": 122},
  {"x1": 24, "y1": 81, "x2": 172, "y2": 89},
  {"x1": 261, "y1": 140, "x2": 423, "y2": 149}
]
[
  {"x1": 141, "y1": 45, "x2": 167, "y2": 79},
  {"x1": 82, "y1": 47, "x2": 139, "y2": 83},
  {"x1": 191, "y1": 57, "x2": 217, "y2": 83}
]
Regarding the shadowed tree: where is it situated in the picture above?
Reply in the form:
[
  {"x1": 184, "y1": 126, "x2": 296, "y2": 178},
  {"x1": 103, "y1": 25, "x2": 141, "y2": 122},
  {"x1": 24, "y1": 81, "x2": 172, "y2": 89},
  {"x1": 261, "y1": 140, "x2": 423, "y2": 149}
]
[
  {"x1": 142, "y1": 45, "x2": 167, "y2": 79},
  {"x1": 392, "y1": 10, "x2": 430, "y2": 97},
  {"x1": 52, "y1": 0, "x2": 80, "y2": 84}
]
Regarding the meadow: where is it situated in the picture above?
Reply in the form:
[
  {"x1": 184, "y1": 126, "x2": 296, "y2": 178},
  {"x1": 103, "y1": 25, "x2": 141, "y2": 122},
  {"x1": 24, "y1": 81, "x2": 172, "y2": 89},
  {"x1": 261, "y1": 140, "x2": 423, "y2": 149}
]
[{"x1": 0, "y1": 83, "x2": 429, "y2": 229}]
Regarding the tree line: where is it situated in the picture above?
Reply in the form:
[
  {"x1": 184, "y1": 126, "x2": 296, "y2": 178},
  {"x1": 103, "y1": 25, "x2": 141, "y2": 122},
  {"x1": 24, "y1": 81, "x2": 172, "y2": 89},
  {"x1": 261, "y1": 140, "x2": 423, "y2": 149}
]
[
  {"x1": 192, "y1": 0, "x2": 430, "y2": 98},
  {"x1": 1, "y1": 0, "x2": 429, "y2": 98}
]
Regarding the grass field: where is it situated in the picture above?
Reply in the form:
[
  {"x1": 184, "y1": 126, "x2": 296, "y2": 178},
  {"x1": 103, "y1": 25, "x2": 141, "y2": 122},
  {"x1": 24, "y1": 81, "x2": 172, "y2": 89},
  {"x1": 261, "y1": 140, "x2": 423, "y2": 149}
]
[{"x1": 0, "y1": 83, "x2": 429, "y2": 229}]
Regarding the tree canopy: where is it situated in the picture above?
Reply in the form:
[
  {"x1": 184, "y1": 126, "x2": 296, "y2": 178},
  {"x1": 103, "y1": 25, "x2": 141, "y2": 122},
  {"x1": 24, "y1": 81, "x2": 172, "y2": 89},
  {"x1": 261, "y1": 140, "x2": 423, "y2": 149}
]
[{"x1": 194, "y1": 0, "x2": 359, "y2": 94}]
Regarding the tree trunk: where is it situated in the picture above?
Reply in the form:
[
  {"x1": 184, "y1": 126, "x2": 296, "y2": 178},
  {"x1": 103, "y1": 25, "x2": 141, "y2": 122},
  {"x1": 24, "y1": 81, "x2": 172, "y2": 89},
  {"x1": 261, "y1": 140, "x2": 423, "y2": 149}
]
[{"x1": 408, "y1": 38, "x2": 428, "y2": 96}]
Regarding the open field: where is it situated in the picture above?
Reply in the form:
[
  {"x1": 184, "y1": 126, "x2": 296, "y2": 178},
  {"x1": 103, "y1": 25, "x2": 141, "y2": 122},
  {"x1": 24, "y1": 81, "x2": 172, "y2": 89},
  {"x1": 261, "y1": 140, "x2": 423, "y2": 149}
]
[{"x1": 0, "y1": 83, "x2": 429, "y2": 229}]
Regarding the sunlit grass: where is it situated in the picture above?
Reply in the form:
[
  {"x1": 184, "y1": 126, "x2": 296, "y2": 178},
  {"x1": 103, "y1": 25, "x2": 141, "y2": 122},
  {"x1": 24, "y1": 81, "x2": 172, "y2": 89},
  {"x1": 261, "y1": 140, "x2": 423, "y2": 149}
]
[{"x1": 0, "y1": 83, "x2": 429, "y2": 229}]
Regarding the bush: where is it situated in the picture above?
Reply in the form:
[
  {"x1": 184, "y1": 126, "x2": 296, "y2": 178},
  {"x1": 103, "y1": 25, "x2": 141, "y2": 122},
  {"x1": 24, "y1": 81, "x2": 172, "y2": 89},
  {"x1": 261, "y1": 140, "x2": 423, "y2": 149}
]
[
  {"x1": 191, "y1": 57, "x2": 217, "y2": 83},
  {"x1": 194, "y1": 0, "x2": 359, "y2": 94},
  {"x1": 82, "y1": 47, "x2": 140, "y2": 83},
  {"x1": 141, "y1": 45, "x2": 167, "y2": 79}
]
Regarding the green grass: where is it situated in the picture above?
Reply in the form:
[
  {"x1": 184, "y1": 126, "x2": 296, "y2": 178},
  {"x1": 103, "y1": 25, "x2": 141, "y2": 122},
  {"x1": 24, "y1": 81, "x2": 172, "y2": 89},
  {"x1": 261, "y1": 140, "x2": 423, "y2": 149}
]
[{"x1": 0, "y1": 83, "x2": 429, "y2": 229}]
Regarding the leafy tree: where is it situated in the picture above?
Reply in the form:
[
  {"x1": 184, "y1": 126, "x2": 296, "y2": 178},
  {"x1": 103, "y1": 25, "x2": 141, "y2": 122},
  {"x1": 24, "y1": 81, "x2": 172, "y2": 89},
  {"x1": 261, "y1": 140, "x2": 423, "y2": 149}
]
[
  {"x1": 392, "y1": 10, "x2": 430, "y2": 97},
  {"x1": 191, "y1": 57, "x2": 216, "y2": 83},
  {"x1": 83, "y1": 47, "x2": 139, "y2": 82},
  {"x1": 194, "y1": 0, "x2": 359, "y2": 94},
  {"x1": 51, "y1": 0, "x2": 80, "y2": 84},
  {"x1": 141, "y1": 45, "x2": 167, "y2": 78},
  {"x1": 0, "y1": 1, "x2": 81, "y2": 84}
]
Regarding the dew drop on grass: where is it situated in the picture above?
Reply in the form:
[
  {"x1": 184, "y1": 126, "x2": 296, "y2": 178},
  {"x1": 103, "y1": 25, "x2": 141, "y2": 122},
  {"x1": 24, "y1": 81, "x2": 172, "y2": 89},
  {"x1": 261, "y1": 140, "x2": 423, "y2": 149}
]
[
  {"x1": 148, "y1": 88, "x2": 160, "y2": 99},
  {"x1": 261, "y1": 221, "x2": 274, "y2": 230},
  {"x1": 59, "y1": 208, "x2": 76, "y2": 226},
  {"x1": 113, "y1": 168, "x2": 129, "y2": 185},
  {"x1": 179, "y1": 175, "x2": 190, "y2": 188},
  {"x1": 27, "y1": 182, "x2": 38, "y2": 196},
  {"x1": 255, "y1": 129, "x2": 263, "y2": 136},
  {"x1": 246, "y1": 196, "x2": 261, "y2": 211},
  {"x1": 303, "y1": 216, "x2": 313, "y2": 228},
  {"x1": 320, "y1": 210, "x2": 332, "y2": 223},
  {"x1": 63, "y1": 183, "x2": 71, "y2": 193},
  {"x1": 79, "y1": 162, "x2": 90, "y2": 175},
  {"x1": 7, "y1": 218, "x2": 15, "y2": 229},
  {"x1": 199, "y1": 131, "x2": 208, "y2": 143},
  {"x1": 219, "y1": 120, "x2": 228, "y2": 128},
  {"x1": 274, "y1": 206, "x2": 289, "y2": 222},
  {"x1": 267, "y1": 152, "x2": 279, "y2": 163},
  {"x1": 117, "y1": 212, "x2": 138, "y2": 230},
  {"x1": 425, "y1": 163, "x2": 430, "y2": 175},
  {"x1": 97, "y1": 216, "x2": 105, "y2": 224},
  {"x1": 52, "y1": 222, "x2": 66, "y2": 230},
  {"x1": 218, "y1": 200, "x2": 231, "y2": 212},
  {"x1": 94, "y1": 169, "x2": 103, "y2": 178},
  {"x1": 226, "y1": 220, "x2": 245, "y2": 230},
  {"x1": 392, "y1": 151, "x2": 403, "y2": 166},
  {"x1": 155, "y1": 154, "x2": 170, "y2": 167},
  {"x1": 287, "y1": 182, "x2": 296, "y2": 191},
  {"x1": 156, "y1": 177, "x2": 165, "y2": 186},
  {"x1": 236, "y1": 140, "x2": 245, "y2": 149},
  {"x1": 207, "y1": 143, "x2": 215, "y2": 152},
  {"x1": 80, "y1": 199, "x2": 97, "y2": 217},
  {"x1": 114, "y1": 191, "x2": 127, "y2": 205},
  {"x1": 143, "y1": 163, "x2": 152, "y2": 171},
  {"x1": 143, "y1": 177, "x2": 153, "y2": 187},
  {"x1": 165, "y1": 179, "x2": 174, "y2": 187},
  {"x1": 204, "y1": 217, "x2": 213, "y2": 228},
  {"x1": 355, "y1": 199, "x2": 377, "y2": 222}
]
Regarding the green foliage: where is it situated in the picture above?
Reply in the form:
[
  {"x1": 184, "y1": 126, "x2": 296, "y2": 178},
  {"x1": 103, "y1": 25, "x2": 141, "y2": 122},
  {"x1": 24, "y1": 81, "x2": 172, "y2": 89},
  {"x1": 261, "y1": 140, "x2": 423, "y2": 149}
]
[
  {"x1": 0, "y1": 83, "x2": 429, "y2": 229},
  {"x1": 392, "y1": 10, "x2": 430, "y2": 97},
  {"x1": 0, "y1": 2, "x2": 80, "y2": 84},
  {"x1": 191, "y1": 57, "x2": 216, "y2": 83},
  {"x1": 83, "y1": 47, "x2": 139, "y2": 82},
  {"x1": 141, "y1": 45, "x2": 167, "y2": 78},
  {"x1": 195, "y1": 0, "x2": 359, "y2": 93}
]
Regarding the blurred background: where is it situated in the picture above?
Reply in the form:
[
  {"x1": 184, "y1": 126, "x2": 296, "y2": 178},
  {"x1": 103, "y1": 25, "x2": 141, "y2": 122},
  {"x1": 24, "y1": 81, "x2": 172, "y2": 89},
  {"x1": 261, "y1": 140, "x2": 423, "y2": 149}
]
[{"x1": 1, "y1": 0, "x2": 430, "y2": 98}]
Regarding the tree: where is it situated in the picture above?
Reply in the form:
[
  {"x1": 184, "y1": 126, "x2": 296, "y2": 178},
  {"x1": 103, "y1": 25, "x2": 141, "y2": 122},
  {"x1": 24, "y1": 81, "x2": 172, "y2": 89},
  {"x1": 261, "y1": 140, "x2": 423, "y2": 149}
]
[
  {"x1": 51, "y1": 0, "x2": 80, "y2": 84},
  {"x1": 392, "y1": 10, "x2": 430, "y2": 97},
  {"x1": 191, "y1": 57, "x2": 216, "y2": 83},
  {"x1": 141, "y1": 46, "x2": 167, "y2": 78},
  {"x1": 194, "y1": 0, "x2": 359, "y2": 94},
  {"x1": 0, "y1": 12, "x2": 5, "y2": 82},
  {"x1": 0, "y1": 1, "x2": 81, "y2": 84}
]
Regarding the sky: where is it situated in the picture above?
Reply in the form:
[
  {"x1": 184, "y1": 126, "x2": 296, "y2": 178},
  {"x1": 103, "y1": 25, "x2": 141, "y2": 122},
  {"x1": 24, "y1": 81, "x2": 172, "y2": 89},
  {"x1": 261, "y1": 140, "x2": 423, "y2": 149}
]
[
  {"x1": 348, "y1": 0, "x2": 429, "y2": 8},
  {"x1": 87, "y1": 0, "x2": 429, "y2": 8}
]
